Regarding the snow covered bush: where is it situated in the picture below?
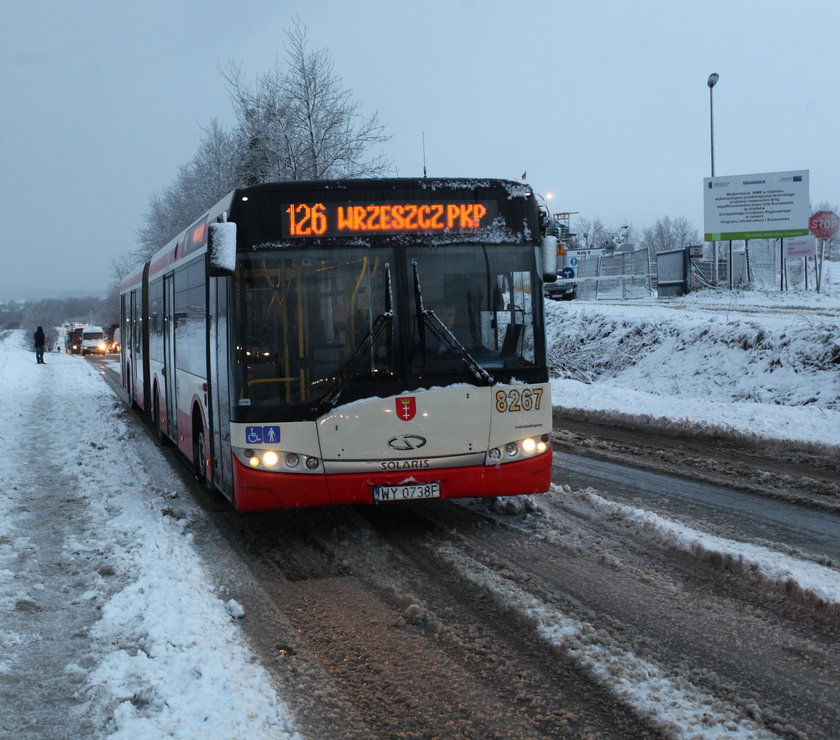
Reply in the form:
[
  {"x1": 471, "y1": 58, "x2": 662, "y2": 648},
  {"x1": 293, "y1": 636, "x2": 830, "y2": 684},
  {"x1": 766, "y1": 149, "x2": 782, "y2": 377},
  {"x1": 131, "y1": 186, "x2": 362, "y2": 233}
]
[{"x1": 545, "y1": 299, "x2": 840, "y2": 410}]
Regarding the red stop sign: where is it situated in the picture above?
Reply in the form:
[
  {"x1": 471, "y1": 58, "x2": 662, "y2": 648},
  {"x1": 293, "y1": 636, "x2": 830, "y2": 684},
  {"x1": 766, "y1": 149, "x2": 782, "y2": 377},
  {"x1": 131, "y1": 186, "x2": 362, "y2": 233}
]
[{"x1": 809, "y1": 210, "x2": 840, "y2": 239}]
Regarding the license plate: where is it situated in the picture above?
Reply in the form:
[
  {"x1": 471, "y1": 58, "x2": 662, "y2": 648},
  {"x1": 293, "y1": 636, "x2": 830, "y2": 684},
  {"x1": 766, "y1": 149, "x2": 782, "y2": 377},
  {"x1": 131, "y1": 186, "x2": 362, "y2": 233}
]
[{"x1": 373, "y1": 482, "x2": 441, "y2": 502}]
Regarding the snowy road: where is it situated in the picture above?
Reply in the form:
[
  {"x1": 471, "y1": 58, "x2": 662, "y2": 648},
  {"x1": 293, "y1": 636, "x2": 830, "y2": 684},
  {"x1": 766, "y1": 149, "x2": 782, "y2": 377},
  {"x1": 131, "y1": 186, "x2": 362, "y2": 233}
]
[
  {"x1": 3, "y1": 332, "x2": 840, "y2": 739},
  {"x1": 178, "y1": 405, "x2": 840, "y2": 738},
  {"x1": 552, "y1": 441, "x2": 840, "y2": 565},
  {"x1": 198, "y1": 464, "x2": 840, "y2": 739}
]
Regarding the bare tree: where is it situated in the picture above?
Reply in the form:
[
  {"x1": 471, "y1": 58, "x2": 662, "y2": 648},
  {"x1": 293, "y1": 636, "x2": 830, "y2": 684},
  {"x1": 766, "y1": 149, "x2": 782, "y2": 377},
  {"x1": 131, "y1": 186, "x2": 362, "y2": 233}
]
[
  {"x1": 135, "y1": 190, "x2": 182, "y2": 261},
  {"x1": 129, "y1": 19, "x2": 392, "y2": 278},
  {"x1": 281, "y1": 21, "x2": 390, "y2": 179},
  {"x1": 224, "y1": 20, "x2": 391, "y2": 183},
  {"x1": 134, "y1": 119, "x2": 242, "y2": 263},
  {"x1": 188, "y1": 118, "x2": 241, "y2": 208},
  {"x1": 222, "y1": 61, "x2": 294, "y2": 184},
  {"x1": 640, "y1": 216, "x2": 700, "y2": 261},
  {"x1": 575, "y1": 216, "x2": 609, "y2": 250},
  {"x1": 106, "y1": 251, "x2": 139, "y2": 320}
]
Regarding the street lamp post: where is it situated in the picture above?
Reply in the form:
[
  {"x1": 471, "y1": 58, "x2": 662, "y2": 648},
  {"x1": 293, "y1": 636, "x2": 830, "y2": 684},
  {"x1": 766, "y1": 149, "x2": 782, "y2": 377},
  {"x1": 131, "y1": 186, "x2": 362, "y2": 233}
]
[
  {"x1": 707, "y1": 73, "x2": 718, "y2": 176},
  {"x1": 707, "y1": 73, "x2": 719, "y2": 284}
]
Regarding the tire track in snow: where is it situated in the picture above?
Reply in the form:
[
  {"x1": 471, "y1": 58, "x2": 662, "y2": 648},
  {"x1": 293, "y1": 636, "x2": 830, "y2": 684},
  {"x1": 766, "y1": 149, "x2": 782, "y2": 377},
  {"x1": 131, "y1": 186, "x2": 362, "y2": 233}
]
[
  {"x1": 565, "y1": 487, "x2": 840, "y2": 612},
  {"x1": 433, "y1": 542, "x2": 780, "y2": 740}
]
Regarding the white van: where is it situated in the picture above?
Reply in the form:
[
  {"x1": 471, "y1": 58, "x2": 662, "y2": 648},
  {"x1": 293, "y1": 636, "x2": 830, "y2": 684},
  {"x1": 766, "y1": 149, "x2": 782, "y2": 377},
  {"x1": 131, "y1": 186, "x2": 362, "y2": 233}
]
[{"x1": 79, "y1": 325, "x2": 107, "y2": 355}]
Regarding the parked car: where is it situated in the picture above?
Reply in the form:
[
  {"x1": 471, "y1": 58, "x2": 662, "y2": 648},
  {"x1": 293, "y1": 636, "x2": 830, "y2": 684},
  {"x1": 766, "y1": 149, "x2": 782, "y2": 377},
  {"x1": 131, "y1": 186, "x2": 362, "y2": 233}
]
[
  {"x1": 544, "y1": 281, "x2": 577, "y2": 301},
  {"x1": 544, "y1": 239, "x2": 577, "y2": 301}
]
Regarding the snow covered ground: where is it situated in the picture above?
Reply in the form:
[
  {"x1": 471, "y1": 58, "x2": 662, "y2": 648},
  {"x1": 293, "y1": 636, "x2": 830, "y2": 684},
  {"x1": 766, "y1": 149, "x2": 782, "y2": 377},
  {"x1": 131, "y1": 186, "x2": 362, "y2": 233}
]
[
  {"x1": 545, "y1": 267, "x2": 840, "y2": 453},
  {"x1": 0, "y1": 339, "x2": 301, "y2": 738},
  {"x1": 0, "y1": 270, "x2": 838, "y2": 737}
]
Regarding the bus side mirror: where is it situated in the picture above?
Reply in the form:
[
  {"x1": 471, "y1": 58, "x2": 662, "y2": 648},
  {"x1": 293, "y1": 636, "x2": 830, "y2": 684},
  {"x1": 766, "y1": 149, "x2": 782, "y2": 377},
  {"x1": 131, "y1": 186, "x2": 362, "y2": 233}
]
[
  {"x1": 208, "y1": 222, "x2": 237, "y2": 276},
  {"x1": 541, "y1": 235, "x2": 557, "y2": 283}
]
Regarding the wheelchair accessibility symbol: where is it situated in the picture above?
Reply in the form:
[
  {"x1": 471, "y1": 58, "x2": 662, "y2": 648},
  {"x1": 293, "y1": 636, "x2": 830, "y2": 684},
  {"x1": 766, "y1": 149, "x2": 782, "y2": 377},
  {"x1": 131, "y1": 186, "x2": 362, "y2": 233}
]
[{"x1": 246, "y1": 426, "x2": 280, "y2": 444}]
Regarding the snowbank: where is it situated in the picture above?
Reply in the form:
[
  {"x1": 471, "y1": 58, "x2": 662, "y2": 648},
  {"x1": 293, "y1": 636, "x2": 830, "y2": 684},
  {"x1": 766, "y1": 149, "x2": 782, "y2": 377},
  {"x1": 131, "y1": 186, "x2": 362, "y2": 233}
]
[
  {"x1": 0, "y1": 332, "x2": 300, "y2": 739},
  {"x1": 566, "y1": 487, "x2": 840, "y2": 609},
  {"x1": 545, "y1": 282, "x2": 840, "y2": 451}
]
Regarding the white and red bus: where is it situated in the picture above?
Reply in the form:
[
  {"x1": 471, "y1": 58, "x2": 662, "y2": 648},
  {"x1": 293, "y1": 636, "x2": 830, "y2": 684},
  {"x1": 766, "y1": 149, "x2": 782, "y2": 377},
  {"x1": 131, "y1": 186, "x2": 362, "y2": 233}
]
[{"x1": 120, "y1": 178, "x2": 556, "y2": 510}]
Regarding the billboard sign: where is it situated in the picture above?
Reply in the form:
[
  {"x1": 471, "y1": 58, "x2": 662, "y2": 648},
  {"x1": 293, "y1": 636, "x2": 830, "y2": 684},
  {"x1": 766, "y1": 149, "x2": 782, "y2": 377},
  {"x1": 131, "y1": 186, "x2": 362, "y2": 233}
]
[{"x1": 703, "y1": 170, "x2": 809, "y2": 241}]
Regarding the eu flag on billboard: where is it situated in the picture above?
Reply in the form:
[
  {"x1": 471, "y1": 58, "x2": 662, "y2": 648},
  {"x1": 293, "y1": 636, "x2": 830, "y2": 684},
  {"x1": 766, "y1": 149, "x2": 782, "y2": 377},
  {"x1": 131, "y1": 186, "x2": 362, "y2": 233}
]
[{"x1": 793, "y1": 176, "x2": 802, "y2": 182}]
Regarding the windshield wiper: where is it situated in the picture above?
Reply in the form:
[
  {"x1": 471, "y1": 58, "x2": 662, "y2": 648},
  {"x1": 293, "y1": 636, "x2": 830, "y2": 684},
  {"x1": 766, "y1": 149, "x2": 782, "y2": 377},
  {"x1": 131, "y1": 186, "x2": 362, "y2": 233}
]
[
  {"x1": 412, "y1": 261, "x2": 494, "y2": 385},
  {"x1": 314, "y1": 264, "x2": 393, "y2": 415}
]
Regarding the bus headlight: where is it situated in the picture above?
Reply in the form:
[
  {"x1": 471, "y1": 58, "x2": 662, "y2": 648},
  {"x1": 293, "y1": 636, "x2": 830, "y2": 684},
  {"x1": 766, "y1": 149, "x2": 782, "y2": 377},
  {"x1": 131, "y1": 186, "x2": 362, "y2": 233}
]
[
  {"x1": 237, "y1": 447, "x2": 321, "y2": 473},
  {"x1": 488, "y1": 435, "x2": 549, "y2": 465}
]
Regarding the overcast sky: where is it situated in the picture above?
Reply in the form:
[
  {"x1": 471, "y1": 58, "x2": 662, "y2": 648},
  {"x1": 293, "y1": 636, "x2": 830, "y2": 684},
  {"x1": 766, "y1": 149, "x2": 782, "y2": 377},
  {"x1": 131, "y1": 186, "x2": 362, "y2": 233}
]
[{"x1": 2, "y1": 0, "x2": 838, "y2": 300}]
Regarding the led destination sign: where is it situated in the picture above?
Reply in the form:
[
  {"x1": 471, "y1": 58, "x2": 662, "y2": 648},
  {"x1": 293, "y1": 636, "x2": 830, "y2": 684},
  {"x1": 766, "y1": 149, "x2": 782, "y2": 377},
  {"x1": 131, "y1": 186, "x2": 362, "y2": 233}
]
[{"x1": 283, "y1": 201, "x2": 498, "y2": 238}]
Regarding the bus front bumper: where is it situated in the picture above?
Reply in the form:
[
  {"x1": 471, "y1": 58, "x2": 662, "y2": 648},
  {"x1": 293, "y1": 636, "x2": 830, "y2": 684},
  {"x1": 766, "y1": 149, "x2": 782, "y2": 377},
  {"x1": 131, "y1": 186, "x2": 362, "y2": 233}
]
[{"x1": 230, "y1": 449, "x2": 552, "y2": 511}]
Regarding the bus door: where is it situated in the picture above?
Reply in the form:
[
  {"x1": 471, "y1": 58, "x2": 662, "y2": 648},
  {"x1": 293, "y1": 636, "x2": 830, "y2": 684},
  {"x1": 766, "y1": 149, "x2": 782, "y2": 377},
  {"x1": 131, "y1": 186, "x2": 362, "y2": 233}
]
[
  {"x1": 120, "y1": 294, "x2": 129, "y2": 398},
  {"x1": 163, "y1": 274, "x2": 176, "y2": 440},
  {"x1": 128, "y1": 290, "x2": 138, "y2": 404},
  {"x1": 208, "y1": 276, "x2": 232, "y2": 495}
]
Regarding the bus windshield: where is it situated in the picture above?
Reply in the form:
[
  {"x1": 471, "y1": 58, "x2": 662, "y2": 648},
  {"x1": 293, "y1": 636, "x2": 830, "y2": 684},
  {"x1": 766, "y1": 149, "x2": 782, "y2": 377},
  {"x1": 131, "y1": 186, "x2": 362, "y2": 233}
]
[
  {"x1": 407, "y1": 243, "x2": 539, "y2": 381},
  {"x1": 232, "y1": 242, "x2": 543, "y2": 421}
]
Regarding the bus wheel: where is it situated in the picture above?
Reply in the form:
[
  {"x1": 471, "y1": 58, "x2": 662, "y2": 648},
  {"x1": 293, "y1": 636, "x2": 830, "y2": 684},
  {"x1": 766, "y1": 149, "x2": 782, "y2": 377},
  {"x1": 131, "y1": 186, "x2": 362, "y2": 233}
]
[
  {"x1": 153, "y1": 389, "x2": 165, "y2": 443},
  {"x1": 127, "y1": 364, "x2": 139, "y2": 410},
  {"x1": 193, "y1": 419, "x2": 209, "y2": 488}
]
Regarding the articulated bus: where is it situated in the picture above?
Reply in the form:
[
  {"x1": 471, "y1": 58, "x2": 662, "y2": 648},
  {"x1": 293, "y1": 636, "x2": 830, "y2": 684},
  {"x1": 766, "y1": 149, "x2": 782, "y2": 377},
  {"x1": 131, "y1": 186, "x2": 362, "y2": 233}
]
[{"x1": 119, "y1": 178, "x2": 557, "y2": 510}]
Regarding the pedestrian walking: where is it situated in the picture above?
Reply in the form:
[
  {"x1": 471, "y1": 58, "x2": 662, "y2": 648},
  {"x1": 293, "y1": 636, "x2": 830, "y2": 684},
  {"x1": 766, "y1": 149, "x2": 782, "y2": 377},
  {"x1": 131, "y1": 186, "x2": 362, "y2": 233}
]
[{"x1": 34, "y1": 326, "x2": 46, "y2": 364}]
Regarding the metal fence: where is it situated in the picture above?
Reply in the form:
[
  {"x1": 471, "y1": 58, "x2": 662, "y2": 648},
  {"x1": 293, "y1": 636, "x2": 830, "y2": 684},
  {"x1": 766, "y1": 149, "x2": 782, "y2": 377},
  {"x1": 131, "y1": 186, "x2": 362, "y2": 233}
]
[
  {"x1": 745, "y1": 239, "x2": 820, "y2": 291},
  {"x1": 572, "y1": 249, "x2": 653, "y2": 300},
  {"x1": 694, "y1": 240, "x2": 822, "y2": 291},
  {"x1": 553, "y1": 242, "x2": 828, "y2": 301},
  {"x1": 689, "y1": 255, "x2": 748, "y2": 290}
]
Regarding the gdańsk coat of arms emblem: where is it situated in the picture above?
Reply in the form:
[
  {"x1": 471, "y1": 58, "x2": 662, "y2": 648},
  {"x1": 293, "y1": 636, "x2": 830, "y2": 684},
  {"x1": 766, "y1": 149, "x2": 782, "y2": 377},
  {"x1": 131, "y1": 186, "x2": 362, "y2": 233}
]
[{"x1": 396, "y1": 396, "x2": 416, "y2": 421}]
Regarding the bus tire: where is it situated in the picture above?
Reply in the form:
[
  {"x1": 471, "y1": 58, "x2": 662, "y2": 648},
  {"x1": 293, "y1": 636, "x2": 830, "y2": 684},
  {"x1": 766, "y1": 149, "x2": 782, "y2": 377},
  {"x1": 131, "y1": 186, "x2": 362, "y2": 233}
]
[
  {"x1": 153, "y1": 387, "x2": 165, "y2": 443},
  {"x1": 193, "y1": 414, "x2": 209, "y2": 489},
  {"x1": 127, "y1": 363, "x2": 139, "y2": 410}
]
